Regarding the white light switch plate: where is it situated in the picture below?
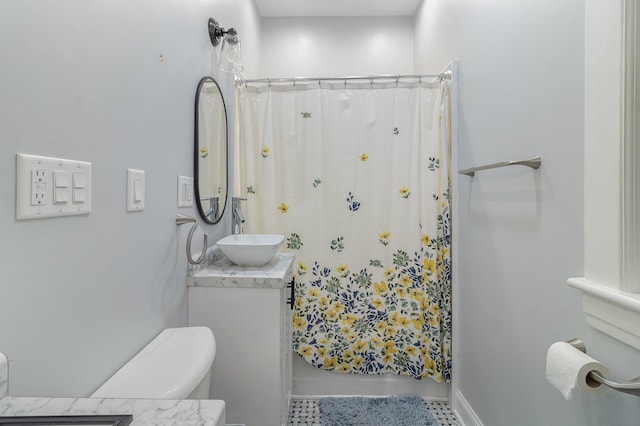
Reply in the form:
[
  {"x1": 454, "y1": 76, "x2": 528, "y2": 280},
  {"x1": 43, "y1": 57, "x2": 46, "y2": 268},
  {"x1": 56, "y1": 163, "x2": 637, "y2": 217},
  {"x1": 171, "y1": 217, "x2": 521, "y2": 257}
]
[
  {"x1": 16, "y1": 153, "x2": 91, "y2": 220},
  {"x1": 126, "y1": 168, "x2": 145, "y2": 212},
  {"x1": 177, "y1": 176, "x2": 193, "y2": 208}
]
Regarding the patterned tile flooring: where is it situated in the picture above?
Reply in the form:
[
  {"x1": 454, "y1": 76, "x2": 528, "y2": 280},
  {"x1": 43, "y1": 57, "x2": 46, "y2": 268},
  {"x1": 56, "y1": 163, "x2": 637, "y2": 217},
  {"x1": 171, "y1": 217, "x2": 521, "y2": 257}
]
[{"x1": 287, "y1": 397, "x2": 458, "y2": 425}]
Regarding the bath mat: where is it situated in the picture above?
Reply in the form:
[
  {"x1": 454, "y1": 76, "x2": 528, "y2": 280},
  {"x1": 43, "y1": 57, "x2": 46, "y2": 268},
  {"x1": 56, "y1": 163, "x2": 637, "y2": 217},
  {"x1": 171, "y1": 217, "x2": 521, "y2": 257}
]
[{"x1": 319, "y1": 395, "x2": 436, "y2": 426}]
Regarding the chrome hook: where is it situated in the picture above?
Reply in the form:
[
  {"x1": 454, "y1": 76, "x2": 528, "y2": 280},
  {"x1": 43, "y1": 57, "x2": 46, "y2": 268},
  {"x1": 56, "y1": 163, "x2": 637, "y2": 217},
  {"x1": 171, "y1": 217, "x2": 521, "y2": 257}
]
[{"x1": 176, "y1": 213, "x2": 207, "y2": 264}]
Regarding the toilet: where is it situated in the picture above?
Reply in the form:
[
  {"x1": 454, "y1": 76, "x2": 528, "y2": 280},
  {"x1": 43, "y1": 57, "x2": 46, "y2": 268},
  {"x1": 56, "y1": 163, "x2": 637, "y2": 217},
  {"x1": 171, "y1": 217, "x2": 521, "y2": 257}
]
[{"x1": 91, "y1": 326, "x2": 216, "y2": 400}]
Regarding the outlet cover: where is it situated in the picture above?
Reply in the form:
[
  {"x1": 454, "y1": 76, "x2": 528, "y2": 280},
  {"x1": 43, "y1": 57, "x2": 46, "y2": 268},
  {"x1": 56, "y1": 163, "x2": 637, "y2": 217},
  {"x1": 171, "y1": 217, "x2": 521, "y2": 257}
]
[{"x1": 16, "y1": 153, "x2": 91, "y2": 220}]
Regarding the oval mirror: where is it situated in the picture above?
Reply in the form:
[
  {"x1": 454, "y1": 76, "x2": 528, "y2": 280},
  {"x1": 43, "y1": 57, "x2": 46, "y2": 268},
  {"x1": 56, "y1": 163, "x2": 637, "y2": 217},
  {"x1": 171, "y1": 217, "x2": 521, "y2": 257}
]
[{"x1": 194, "y1": 76, "x2": 228, "y2": 224}]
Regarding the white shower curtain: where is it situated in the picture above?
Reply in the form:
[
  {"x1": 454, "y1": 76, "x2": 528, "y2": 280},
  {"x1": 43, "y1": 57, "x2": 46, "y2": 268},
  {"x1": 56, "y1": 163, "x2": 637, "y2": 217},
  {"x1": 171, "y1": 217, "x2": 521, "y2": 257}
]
[{"x1": 236, "y1": 78, "x2": 451, "y2": 382}]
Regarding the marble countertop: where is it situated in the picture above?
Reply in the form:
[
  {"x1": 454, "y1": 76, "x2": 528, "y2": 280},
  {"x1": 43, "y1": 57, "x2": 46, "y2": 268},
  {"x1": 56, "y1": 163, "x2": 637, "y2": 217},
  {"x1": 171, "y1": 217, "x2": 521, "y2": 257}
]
[
  {"x1": 190, "y1": 252, "x2": 295, "y2": 289},
  {"x1": 0, "y1": 352, "x2": 224, "y2": 425},
  {"x1": 0, "y1": 396, "x2": 225, "y2": 426}
]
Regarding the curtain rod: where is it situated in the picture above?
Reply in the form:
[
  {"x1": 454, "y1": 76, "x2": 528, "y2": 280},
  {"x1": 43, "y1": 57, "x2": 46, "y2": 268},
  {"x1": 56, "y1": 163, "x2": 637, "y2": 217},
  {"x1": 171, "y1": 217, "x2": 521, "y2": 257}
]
[{"x1": 239, "y1": 70, "x2": 452, "y2": 85}]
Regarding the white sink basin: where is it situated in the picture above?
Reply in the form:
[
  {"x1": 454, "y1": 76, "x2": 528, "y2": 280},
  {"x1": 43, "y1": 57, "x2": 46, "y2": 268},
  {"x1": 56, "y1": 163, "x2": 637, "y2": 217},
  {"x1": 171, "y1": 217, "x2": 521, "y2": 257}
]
[{"x1": 216, "y1": 234, "x2": 285, "y2": 267}]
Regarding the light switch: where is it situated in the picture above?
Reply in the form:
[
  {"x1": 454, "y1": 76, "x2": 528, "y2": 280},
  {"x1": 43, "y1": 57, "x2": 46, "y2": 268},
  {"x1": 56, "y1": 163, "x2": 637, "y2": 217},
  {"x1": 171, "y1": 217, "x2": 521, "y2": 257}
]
[
  {"x1": 134, "y1": 179, "x2": 143, "y2": 202},
  {"x1": 72, "y1": 172, "x2": 86, "y2": 204},
  {"x1": 177, "y1": 176, "x2": 193, "y2": 208},
  {"x1": 186, "y1": 183, "x2": 193, "y2": 202},
  {"x1": 127, "y1": 168, "x2": 145, "y2": 212},
  {"x1": 53, "y1": 170, "x2": 70, "y2": 204},
  {"x1": 73, "y1": 172, "x2": 86, "y2": 188},
  {"x1": 55, "y1": 170, "x2": 69, "y2": 187},
  {"x1": 16, "y1": 154, "x2": 91, "y2": 220},
  {"x1": 73, "y1": 188, "x2": 86, "y2": 203}
]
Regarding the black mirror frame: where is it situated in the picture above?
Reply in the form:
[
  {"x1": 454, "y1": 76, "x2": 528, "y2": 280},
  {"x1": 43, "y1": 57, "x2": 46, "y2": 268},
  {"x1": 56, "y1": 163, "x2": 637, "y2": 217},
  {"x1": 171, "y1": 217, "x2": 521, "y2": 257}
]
[{"x1": 194, "y1": 76, "x2": 228, "y2": 225}]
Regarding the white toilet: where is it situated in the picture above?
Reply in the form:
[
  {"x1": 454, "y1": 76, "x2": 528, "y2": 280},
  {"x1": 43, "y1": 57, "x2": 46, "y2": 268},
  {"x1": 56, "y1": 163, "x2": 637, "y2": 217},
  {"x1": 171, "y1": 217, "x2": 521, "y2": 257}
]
[{"x1": 91, "y1": 326, "x2": 216, "y2": 400}]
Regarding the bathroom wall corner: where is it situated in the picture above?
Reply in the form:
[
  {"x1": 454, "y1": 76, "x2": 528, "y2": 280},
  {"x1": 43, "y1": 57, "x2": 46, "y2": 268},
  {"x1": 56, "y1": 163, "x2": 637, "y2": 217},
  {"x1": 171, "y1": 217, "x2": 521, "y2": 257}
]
[
  {"x1": 452, "y1": 389, "x2": 484, "y2": 426},
  {"x1": 0, "y1": 352, "x2": 8, "y2": 398}
]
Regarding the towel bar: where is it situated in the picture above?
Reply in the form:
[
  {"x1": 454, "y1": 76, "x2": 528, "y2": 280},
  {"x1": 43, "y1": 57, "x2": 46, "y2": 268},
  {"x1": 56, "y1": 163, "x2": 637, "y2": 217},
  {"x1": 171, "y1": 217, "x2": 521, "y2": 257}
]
[
  {"x1": 176, "y1": 213, "x2": 207, "y2": 264},
  {"x1": 458, "y1": 156, "x2": 541, "y2": 177},
  {"x1": 567, "y1": 338, "x2": 640, "y2": 397}
]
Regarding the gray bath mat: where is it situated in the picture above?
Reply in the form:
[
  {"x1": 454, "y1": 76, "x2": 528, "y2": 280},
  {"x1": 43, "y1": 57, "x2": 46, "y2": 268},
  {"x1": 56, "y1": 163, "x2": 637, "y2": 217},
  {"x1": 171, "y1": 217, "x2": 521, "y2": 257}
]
[{"x1": 319, "y1": 395, "x2": 437, "y2": 426}]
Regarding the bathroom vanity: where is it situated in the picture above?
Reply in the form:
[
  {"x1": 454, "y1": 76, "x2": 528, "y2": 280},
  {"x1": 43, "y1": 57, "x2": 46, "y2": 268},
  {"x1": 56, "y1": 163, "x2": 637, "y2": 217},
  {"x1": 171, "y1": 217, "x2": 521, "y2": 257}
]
[{"x1": 188, "y1": 251, "x2": 294, "y2": 426}]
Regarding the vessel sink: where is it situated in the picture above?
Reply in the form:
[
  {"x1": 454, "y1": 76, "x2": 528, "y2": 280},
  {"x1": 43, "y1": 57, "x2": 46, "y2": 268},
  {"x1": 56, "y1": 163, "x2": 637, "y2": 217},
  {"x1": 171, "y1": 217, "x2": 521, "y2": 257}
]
[{"x1": 216, "y1": 234, "x2": 285, "y2": 266}]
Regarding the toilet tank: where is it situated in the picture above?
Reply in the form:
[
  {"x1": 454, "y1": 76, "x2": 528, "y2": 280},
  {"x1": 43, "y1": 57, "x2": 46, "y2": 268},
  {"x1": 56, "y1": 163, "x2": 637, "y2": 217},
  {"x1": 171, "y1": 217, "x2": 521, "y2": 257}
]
[{"x1": 91, "y1": 326, "x2": 215, "y2": 400}]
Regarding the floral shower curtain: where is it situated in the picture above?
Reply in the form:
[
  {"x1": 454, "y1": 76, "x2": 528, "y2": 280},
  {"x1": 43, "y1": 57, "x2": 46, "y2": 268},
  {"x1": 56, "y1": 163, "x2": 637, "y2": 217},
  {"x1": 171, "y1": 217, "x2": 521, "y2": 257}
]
[{"x1": 235, "y1": 78, "x2": 452, "y2": 382}]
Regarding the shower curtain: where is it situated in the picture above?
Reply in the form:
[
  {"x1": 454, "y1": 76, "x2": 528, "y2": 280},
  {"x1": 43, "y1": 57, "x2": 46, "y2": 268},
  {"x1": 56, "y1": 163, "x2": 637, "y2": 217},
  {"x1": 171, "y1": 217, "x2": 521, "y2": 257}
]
[{"x1": 235, "y1": 78, "x2": 451, "y2": 382}]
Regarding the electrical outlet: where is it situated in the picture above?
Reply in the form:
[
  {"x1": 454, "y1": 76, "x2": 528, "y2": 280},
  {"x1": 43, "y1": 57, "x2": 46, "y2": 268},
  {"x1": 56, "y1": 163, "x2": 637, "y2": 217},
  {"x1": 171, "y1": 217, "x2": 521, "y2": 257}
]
[
  {"x1": 30, "y1": 169, "x2": 48, "y2": 206},
  {"x1": 16, "y1": 154, "x2": 91, "y2": 220}
]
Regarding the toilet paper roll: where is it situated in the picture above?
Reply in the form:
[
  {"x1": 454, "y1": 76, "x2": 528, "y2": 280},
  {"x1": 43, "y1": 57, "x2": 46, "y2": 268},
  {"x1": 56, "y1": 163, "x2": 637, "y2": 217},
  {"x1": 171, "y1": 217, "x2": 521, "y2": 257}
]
[{"x1": 545, "y1": 342, "x2": 610, "y2": 401}]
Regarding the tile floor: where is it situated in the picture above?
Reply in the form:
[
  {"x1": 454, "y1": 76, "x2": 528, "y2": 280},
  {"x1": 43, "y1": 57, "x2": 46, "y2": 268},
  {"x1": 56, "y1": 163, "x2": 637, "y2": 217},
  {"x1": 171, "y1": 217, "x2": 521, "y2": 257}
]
[{"x1": 287, "y1": 397, "x2": 458, "y2": 425}]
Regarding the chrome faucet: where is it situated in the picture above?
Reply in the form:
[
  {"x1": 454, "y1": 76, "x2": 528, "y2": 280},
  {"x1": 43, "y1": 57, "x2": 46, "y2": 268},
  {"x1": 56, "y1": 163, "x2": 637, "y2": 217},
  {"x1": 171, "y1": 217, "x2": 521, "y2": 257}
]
[{"x1": 231, "y1": 197, "x2": 247, "y2": 234}]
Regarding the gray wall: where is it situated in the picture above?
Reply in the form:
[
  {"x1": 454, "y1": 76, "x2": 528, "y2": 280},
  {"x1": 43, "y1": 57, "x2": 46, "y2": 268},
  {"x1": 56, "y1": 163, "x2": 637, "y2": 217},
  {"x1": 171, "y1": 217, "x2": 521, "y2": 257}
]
[
  {"x1": 0, "y1": 0, "x2": 260, "y2": 397},
  {"x1": 415, "y1": 0, "x2": 640, "y2": 424},
  {"x1": 260, "y1": 17, "x2": 414, "y2": 77}
]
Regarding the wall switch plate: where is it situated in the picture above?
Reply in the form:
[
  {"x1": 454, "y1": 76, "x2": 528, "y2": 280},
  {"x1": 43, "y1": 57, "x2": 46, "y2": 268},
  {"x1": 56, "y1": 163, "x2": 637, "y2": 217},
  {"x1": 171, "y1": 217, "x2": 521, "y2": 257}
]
[
  {"x1": 16, "y1": 153, "x2": 91, "y2": 220},
  {"x1": 177, "y1": 176, "x2": 193, "y2": 208},
  {"x1": 126, "y1": 168, "x2": 145, "y2": 212}
]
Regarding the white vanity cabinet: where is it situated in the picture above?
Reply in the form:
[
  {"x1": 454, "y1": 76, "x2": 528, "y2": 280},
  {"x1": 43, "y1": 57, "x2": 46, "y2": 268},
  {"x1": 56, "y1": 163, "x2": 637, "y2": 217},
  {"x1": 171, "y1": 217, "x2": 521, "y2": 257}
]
[{"x1": 188, "y1": 252, "x2": 294, "y2": 426}]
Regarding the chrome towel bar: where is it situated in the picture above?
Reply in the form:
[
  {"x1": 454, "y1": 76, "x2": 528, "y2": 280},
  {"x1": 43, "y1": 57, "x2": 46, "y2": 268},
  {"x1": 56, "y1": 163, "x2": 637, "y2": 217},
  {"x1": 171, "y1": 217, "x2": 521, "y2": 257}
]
[
  {"x1": 567, "y1": 338, "x2": 640, "y2": 397},
  {"x1": 458, "y1": 156, "x2": 541, "y2": 177}
]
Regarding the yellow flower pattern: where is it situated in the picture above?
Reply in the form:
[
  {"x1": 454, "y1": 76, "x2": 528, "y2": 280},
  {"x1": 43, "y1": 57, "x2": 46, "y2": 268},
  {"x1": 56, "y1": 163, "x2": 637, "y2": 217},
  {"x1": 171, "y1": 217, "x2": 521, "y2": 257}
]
[
  {"x1": 336, "y1": 263, "x2": 349, "y2": 277},
  {"x1": 398, "y1": 186, "x2": 411, "y2": 199},
  {"x1": 291, "y1": 218, "x2": 452, "y2": 382},
  {"x1": 297, "y1": 261, "x2": 308, "y2": 276},
  {"x1": 239, "y1": 82, "x2": 452, "y2": 382},
  {"x1": 373, "y1": 280, "x2": 388, "y2": 295}
]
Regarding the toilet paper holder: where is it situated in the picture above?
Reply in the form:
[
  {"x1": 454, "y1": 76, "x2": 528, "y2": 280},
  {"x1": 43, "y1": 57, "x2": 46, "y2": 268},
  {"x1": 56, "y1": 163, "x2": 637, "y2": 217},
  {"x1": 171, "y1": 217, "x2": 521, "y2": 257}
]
[{"x1": 567, "y1": 338, "x2": 640, "y2": 397}]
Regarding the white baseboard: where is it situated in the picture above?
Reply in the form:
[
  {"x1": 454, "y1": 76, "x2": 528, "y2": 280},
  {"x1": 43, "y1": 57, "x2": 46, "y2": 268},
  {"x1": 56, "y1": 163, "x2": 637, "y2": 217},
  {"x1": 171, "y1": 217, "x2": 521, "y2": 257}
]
[
  {"x1": 291, "y1": 394, "x2": 449, "y2": 401},
  {"x1": 452, "y1": 390, "x2": 483, "y2": 426}
]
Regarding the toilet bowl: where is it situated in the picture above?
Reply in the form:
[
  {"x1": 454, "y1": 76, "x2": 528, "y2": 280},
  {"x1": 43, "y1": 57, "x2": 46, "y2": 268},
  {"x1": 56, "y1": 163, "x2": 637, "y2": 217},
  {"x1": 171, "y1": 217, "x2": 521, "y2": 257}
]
[{"x1": 91, "y1": 326, "x2": 216, "y2": 400}]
